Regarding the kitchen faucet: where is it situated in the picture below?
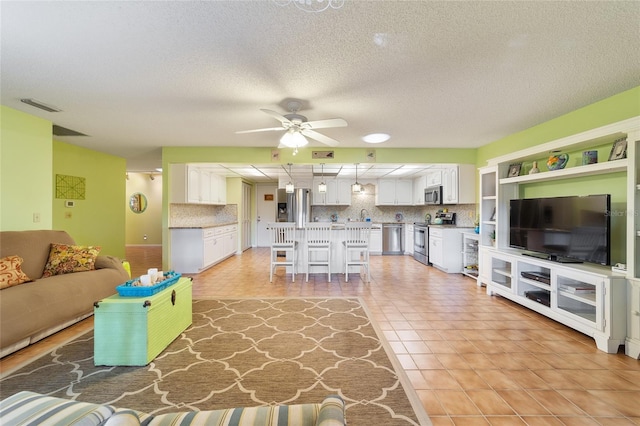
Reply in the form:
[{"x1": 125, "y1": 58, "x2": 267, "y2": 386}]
[{"x1": 360, "y1": 209, "x2": 369, "y2": 221}]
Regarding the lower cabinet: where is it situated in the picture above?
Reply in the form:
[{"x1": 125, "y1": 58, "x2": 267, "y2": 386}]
[
  {"x1": 171, "y1": 224, "x2": 238, "y2": 273},
  {"x1": 480, "y1": 248, "x2": 627, "y2": 354},
  {"x1": 429, "y1": 227, "x2": 471, "y2": 273},
  {"x1": 369, "y1": 224, "x2": 382, "y2": 255},
  {"x1": 627, "y1": 278, "x2": 640, "y2": 359}
]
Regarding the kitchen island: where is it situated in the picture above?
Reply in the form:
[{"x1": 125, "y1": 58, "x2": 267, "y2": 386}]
[{"x1": 286, "y1": 223, "x2": 378, "y2": 277}]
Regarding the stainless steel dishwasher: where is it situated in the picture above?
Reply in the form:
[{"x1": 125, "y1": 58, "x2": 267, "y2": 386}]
[{"x1": 382, "y1": 223, "x2": 404, "y2": 255}]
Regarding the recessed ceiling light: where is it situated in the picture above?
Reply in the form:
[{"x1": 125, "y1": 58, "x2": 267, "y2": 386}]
[{"x1": 362, "y1": 133, "x2": 390, "y2": 144}]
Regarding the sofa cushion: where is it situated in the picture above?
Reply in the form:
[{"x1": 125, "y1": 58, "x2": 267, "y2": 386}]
[
  {"x1": 42, "y1": 243, "x2": 101, "y2": 278},
  {"x1": 0, "y1": 391, "x2": 115, "y2": 426},
  {"x1": 142, "y1": 396, "x2": 345, "y2": 426},
  {"x1": 0, "y1": 230, "x2": 76, "y2": 280},
  {"x1": 0, "y1": 255, "x2": 31, "y2": 289},
  {"x1": 104, "y1": 410, "x2": 141, "y2": 426}
]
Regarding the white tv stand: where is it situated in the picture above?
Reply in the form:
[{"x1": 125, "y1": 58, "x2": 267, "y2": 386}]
[
  {"x1": 482, "y1": 248, "x2": 626, "y2": 353},
  {"x1": 478, "y1": 116, "x2": 640, "y2": 356}
]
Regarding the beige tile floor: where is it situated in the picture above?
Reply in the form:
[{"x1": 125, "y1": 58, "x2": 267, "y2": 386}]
[{"x1": 2, "y1": 246, "x2": 639, "y2": 425}]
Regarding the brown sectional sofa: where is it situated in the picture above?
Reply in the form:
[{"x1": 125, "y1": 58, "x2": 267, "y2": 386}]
[{"x1": 0, "y1": 230, "x2": 130, "y2": 358}]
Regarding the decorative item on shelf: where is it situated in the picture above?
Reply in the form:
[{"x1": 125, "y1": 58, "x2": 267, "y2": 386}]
[
  {"x1": 608, "y1": 137, "x2": 627, "y2": 161},
  {"x1": 507, "y1": 163, "x2": 522, "y2": 177},
  {"x1": 489, "y1": 230, "x2": 496, "y2": 246},
  {"x1": 474, "y1": 215, "x2": 480, "y2": 234},
  {"x1": 547, "y1": 152, "x2": 569, "y2": 171},
  {"x1": 489, "y1": 206, "x2": 496, "y2": 222},
  {"x1": 582, "y1": 150, "x2": 598, "y2": 165},
  {"x1": 529, "y1": 161, "x2": 540, "y2": 174}
]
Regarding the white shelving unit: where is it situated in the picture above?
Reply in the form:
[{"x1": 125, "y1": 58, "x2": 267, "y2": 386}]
[
  {"x1": 479, "y1": 116, "x2": 640, "y2": 356},
  {"x1": 461, "y1": 232, "x2": 479, "y2": 282}
]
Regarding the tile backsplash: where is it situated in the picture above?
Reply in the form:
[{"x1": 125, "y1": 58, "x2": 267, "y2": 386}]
[{"x1": 170, "y1": 203, "x2": 238, "y2": 227}]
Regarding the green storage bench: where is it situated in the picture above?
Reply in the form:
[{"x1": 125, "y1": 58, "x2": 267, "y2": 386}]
[{"x1": 94, "y1": 276, "x2": 192, "y2": 366}]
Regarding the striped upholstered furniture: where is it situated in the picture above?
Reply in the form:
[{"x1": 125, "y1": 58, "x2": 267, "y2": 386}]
[{"x1": 0, "y1": 391, "x2": 345, "y2": 426}]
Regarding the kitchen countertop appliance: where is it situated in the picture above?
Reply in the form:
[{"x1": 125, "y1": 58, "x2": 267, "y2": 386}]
[
  {"x1": 382, "y1": 223, "x2": 404, "y2": 255},
  {"x1": 413, "y1": 223, "x2": 429, "y2": 265},
  {"x1": 433, "y1": 211, "x2": 456, "y2": 225}
]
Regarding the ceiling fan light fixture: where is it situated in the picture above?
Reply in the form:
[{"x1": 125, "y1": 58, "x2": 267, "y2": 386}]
[
  {"x1": 362, "y1": 133, "x2": 390, "y2": 144},
  {"x1": 280, "y1": 129, "x2": 309, "y2": 148}
]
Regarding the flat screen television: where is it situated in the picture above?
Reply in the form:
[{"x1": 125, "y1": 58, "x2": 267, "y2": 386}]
[{"x1": 509, "y1": 194, "x2": 611, "y2": 265}]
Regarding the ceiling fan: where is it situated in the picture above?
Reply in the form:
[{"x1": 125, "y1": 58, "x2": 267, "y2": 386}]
[{"x1": 236, "y1": 99, "x2": 347, "y2": 149}]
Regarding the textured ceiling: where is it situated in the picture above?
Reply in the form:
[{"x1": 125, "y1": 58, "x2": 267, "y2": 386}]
[{"x1": 1, "y1": 1, "x2": 639, "y2": 176}]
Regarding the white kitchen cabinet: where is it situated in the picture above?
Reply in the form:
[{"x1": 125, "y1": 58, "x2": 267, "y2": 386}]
[
  {"x1": 312, "y1": 178, "x2": 351, "y2": 205},
  {"x1": 405, "y1": 224, "x2": 414, "y2": 255},
  {"x1": 426, "y1": 170, "x2": 442, "y2": 187},
  {"x1": 171, "y1": 164, "x2": 227, "y2": 205},
  {"x1": 429, "y1": 227, "x2": 470, "y2": 273},
  {"x1": 413, "y1": 176, "x2": 426, "y2": 205},
  {"x1": 376, "y1": 179, "x2": 413, "y2": 205},
  {"x1": 482, "y1": 250, "x2": 627, "y2": 353},
  {"x1": 442, "y1": 164, "x2": 476, "y2": 204},
  {"x1": 171, "y1": 224, "x2": 237, "y2": 273},
  {"x1": 369, "y1": 224, "x2": 382, "y2": 255}
]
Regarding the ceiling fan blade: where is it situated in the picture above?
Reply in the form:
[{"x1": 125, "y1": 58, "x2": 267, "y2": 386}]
[
  {"x1": 304, "y1": 118, "x2": 348, "y2": 129},
  {"x1": 235, "y1": 127, "x2": 284, "y2": 134},
  {"x1": 301, "y1": 129, "x2": 340, "y2": 147},
  {"x1": 260, "y1": 109, "x2": 292, "y2": 125}
]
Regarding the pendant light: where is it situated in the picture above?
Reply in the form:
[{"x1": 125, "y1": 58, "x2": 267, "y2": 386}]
[
  {"x1": 352, "y1": 163, "x2": 362, "y2": 193},
  {"x1": 285, "y1": 163, "x2": 294, "y2": 193},
  {"x1": 318, "y1": 163, "x2": 327, "y2": 193}
]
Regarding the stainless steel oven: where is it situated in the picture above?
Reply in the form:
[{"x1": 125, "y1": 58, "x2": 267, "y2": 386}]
[{"x1": 413, "y1": 223, "x2": 429, "y2": 265}]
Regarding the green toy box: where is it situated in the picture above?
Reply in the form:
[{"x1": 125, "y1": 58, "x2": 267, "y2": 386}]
[{"x1": 93, "y1": 277, "x2": 192, "y2": 366}]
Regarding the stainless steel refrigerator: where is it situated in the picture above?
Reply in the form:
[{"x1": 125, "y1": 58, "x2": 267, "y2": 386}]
[{"x1": 277, "y1": 188, "x2": 311, "y2": 228}]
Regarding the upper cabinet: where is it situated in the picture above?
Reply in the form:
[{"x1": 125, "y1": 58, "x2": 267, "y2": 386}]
[
  {"x1": 170, "y1": 164, "x2": 227, "y2": 205},
  {"x1": 442, "y1": 164, "x2": 476, "y2": 205},
  {"x1": 312, "y1": 178, "x2": 351, "y2": 205},
  {"x1": 413, "y1": 175, "x2": 427, "y2": 205},
  {"x1": 376, "y1": 179, "x2": 413, "y2": 205},
  {"x1": 426, "y1": 170, "x2": 442, "y2": 187}
]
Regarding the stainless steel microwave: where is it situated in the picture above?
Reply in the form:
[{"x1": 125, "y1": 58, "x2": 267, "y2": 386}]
[{"x1": 424, "y1": 186, "x2": 443, "y2": 205}]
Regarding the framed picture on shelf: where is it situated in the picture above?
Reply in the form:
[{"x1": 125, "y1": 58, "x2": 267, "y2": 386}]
[
  {"x1": 489, "y1": 207, "x2": 496, "y2": 222},
  {"x1": 608, "y1": 138, "x2": 627, "y2": 161},
  {"x1": 507, "y1": 163, "x2": 522, "y2": 177}
]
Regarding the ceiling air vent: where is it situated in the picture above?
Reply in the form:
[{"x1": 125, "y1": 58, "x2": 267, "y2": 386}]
[
  {"x1": 53, "y1": 125, "x2": 88, "y2": 137},
  {"x1": 20, "y1": 98, "x2": 62, "y2": 112}
]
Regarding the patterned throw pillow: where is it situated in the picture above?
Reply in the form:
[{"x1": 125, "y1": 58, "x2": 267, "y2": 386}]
[
  {"x1": 42, "y1": 243, "x2": 101, "y2": 278},
  {"x1": 0, "y1": 255, "x2": 31, "y2": 289}
]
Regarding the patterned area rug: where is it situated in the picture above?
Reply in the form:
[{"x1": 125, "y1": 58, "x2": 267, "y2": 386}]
[{"x1": 0, "y1": 298, "x2": 430, "y2": 425}]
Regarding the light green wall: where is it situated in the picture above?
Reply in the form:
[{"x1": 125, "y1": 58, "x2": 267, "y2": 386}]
[
  {"x1": 53, "y1": 141, "x2": 126, "y2": 257},
  {"x1": 0, "y1": 106, "x2": 53, "y2": 230},
  {"x1": 126, "y1": 172, "x2": 163, "y2": 245},
  {"x1": 477, "y1": 86, "x2": 640, "y2": 166}
]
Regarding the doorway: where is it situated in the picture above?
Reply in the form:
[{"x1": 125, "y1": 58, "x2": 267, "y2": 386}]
[{"x1": 256, "y1": 184, "x2": 277, "y2": 247}]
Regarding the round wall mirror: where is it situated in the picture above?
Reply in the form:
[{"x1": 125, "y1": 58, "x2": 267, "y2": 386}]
[{"x1": 129, "y1": 192, "x2": 148, "y2": 213}]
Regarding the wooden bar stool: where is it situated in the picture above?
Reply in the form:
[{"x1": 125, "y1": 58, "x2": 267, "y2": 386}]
[
  {"x1": 305, "y1": 223, "x2": 332, "y2": 282},
  {"x1": 268, "y1": 222, "x2": 298, "y2": 282},
  {"x1": 343, "y1": 222, "x2": 372, "y2": 282}
]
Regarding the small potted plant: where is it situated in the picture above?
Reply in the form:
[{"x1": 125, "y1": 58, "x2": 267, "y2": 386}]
[{"x1": 489, "y1": 230, "x2": 496, "y2": 246}]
